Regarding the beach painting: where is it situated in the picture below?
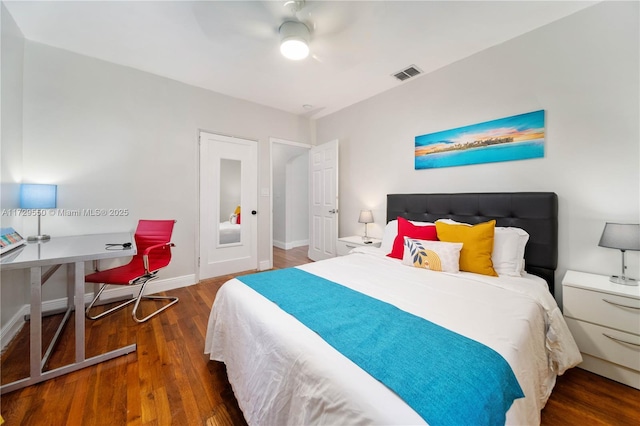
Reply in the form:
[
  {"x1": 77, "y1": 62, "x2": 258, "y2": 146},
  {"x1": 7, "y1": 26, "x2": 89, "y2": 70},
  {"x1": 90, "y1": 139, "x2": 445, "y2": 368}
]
[{"x1": 415, "y1": 110, "x2": 545, "y2": 170}]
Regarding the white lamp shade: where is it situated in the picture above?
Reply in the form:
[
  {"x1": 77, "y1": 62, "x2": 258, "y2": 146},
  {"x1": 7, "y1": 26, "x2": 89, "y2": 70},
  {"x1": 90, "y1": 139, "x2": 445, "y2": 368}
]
[
  {"x1": 20, "y1": 184, "x2": 57, "y2": 209},
  {"x1": 358, "y1": 210, "x2": 374, "y2": 224},
  {"x1": 279, "y1": 21, "x2": 310, "y2": 60},
  {"x1": 598, "y1": 223, "x2": 640, "y2": 251}
]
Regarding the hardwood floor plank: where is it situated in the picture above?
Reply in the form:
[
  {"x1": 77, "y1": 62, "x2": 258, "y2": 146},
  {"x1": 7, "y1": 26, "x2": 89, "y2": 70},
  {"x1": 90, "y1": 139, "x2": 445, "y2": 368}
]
[
  {"x1": 126, "y1": 357, "x2": 143, "y2": 426},
  {"x1": 205, "y1": 403, "x2": 234, "y2": 426},
  {"x1": 1, "y1": 245, "x2": 638, "y2": 425},
  {"x1": 164, "y1": 341, "x2": 201, "y2": 426}
]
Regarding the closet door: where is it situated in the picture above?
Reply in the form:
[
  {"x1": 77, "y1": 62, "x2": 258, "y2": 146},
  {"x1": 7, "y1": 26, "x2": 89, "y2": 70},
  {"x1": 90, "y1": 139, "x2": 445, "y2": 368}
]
[{"x1": 199, "y1": 132, "x2": 257, "y2": 279}]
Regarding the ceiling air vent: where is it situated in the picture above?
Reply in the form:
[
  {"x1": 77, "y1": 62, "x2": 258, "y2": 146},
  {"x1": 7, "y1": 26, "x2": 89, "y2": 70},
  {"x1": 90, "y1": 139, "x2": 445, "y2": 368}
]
[{"x1": 392, "y1": 65, "x2": 423, "y2": 82}]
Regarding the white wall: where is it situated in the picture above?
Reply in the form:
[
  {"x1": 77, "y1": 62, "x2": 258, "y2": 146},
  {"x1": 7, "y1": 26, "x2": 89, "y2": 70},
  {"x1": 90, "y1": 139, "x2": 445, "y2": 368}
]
[
  {"x1": 0, "y1": 2, "x2": 27, "y2": 329},
  {"x1": 16, "y1": 40, "x2": 311, "y2": 303},
  {"x1": 316, "y1": 1, "x2": 640, "y2": 299},
  {"x1": 272, "y1": 149, "x2": 287, "y2": 245},
  {"x1": 272, "y1": 142, "x2": 309, "y2": 249},
  {"x1": 286, "y1": 152, "x2": 309, "y2": 246}
]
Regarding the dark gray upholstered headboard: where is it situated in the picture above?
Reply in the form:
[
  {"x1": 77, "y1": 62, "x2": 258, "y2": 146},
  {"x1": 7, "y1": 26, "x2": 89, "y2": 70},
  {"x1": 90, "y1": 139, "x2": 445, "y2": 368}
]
[{"x1": 387, "y1": 193, "x2": 558, "y2": 293}]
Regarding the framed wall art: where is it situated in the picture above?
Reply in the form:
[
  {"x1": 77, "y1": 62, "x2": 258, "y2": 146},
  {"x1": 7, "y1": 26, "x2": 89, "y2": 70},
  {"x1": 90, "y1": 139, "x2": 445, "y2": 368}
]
[{"x1": 415, "y1": 110, "x2": 545, "y2": 170}]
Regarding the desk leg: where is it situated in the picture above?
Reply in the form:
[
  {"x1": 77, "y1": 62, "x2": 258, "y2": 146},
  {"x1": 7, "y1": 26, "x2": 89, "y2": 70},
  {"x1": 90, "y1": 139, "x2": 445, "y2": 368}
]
[
  {"x1": 29, "y1": 267, "x2": 43, "y2": 381},
  {"x1": 70, "y1": 262, "x2": 85, "y2": 363},
  {"x1": 1, "y1": 261, "x2": 136, "y2": 395}
]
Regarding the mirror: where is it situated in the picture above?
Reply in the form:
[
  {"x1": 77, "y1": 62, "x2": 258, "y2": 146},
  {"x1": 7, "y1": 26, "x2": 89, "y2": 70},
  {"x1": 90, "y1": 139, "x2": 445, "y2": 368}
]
[{"x1": 219, "y1": 158, "x2": 241, "y2": 244}]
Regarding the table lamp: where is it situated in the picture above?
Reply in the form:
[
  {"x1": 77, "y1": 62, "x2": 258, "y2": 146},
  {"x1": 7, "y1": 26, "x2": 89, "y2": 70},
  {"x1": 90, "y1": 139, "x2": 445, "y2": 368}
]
[
  {"x1": 359, "y1": 210, "x2": 373, "y2": 242},
  {"x1": 20, "y1": 183, "x2": 57, "y2": 241},
  {"x1": 598, "y1": 222, "x2": 640, "y2": 285}
]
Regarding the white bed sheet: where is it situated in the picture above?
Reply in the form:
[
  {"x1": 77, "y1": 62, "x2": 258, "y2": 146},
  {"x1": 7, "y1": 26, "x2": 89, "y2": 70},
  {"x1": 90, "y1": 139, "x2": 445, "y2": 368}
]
[
  {"x1": 205, "y1": 247, "x2": 581, "y2": 425},
  {"x1": 219, "y1": 221, "x2": 241, "y2": 244}
]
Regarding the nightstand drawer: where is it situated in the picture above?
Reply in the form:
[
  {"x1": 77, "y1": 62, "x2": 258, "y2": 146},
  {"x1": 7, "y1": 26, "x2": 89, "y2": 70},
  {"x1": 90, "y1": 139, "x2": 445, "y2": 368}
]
[
  {"x1": 566, "y1": 318, "x2": 640, "y2": 372},
  {"x1": 336, "y1": 236, "x2": 381, "y2": 256},
  {"x1": 336, "y1": 240, "x2": 359, "y2": 256},
  {"x1": 563, "y1": 286, "x2": 640, "y2": 335}
]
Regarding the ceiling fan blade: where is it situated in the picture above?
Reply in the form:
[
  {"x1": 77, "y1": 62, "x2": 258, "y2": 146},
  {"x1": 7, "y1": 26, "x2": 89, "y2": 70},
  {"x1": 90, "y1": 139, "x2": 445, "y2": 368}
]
[
  {"x1": 301, "y1": 0, "x2": 386, "y2": 37},
  {"x1": 191, "y1": 1, "x2": 279, "y2": 41}
]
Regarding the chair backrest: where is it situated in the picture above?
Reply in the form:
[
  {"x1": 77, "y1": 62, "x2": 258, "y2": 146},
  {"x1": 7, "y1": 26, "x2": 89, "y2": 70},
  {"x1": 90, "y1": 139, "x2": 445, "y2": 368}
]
[{"x1": 134, "y1": 220, "x2": 175, "y2": 272}]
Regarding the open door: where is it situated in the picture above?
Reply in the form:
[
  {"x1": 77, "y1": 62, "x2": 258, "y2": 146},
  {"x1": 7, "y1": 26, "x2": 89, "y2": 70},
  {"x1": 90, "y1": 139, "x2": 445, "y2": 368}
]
[
  {"x1": 199, "y1": 132, "x2": 258, "y2": 279},
  {"x1": 308, "y1": 140, "x2": 339, "y2": 261}
]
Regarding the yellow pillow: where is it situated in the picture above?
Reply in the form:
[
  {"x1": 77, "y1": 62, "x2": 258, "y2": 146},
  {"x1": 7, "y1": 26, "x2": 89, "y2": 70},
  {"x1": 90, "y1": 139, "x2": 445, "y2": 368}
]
[{"x1": 435, "y1": 220, "x2": 498, "y2": 277}]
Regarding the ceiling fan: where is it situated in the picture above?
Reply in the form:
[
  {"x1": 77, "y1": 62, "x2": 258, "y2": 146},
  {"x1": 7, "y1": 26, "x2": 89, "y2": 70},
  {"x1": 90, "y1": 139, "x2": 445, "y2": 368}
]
[
  {"x1": 192, "y1": 0, "x2": 379, "y2": 68},
  {"x1": 279, "y1": 1, "x2": 311, "y2": 60},
  {"x1": 276, "y1": 0, "x2": 374, "y2": 66}
]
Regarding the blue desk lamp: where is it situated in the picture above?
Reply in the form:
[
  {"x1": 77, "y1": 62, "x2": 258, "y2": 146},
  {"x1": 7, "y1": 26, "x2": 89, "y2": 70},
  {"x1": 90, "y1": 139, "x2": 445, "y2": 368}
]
[{"x1": 20, "y1": 184, "x2": 57, "y2": 241}]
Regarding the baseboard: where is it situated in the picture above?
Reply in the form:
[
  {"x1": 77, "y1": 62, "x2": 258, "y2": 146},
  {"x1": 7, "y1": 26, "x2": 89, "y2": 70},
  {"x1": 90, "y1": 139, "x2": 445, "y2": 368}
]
[
  {"x1": 1, "y1": 305, "x2": 29, "y2": 354},
  {"x1": 100, "y1": 273, "x2": 197, "y2": 300},
  {"x1": 289, "y1": 239, "x2": 309, "y2": 249},
  {"x1": 273, "y1": 239, "x2": 309, "y2": 250},
  {"x1": 259, "y1": 260, "x2": 272, "y2": 271},
  {"x1": 0, "y1": 274, "x2": 196, "y2": 352}
]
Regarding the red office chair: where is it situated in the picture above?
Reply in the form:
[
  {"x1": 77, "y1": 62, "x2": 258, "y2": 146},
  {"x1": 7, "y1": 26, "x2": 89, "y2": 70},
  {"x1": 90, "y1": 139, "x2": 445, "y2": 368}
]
[{"x1": 85, "y1": 220, "x2": 179, "y2": 323}]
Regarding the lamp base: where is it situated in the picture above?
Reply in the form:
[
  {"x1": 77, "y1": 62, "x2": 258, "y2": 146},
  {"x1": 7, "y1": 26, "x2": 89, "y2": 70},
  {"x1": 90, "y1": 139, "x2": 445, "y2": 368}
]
[
  {"x1": 609, "y1": 275, "x2": 638, "y2": 286},
  {"x1": 27, "y1": 234, "x2": 51, "y2": 242}
]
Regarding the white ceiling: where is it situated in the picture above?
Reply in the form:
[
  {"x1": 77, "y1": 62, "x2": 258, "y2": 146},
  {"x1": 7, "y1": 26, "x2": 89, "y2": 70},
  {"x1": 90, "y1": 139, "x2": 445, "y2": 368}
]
[{"x1": 4, "y1": 0, "x2": 597, "y2": 118}]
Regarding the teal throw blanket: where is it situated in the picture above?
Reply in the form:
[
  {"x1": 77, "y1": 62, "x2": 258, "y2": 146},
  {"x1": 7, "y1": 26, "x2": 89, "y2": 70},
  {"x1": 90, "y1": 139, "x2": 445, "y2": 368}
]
[{"x1": 237, "y1": 268, "x2": 524, "y2": 426}]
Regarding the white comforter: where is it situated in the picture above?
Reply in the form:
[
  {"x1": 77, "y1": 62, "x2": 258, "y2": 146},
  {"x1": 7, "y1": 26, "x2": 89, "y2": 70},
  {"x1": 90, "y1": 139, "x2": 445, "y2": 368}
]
[
  {"x1": 219, "y1": 221, "x2": 241, "y2": 244},
  {"x1": 205, "y1": 247, "x2": 581, "y2": 425}
]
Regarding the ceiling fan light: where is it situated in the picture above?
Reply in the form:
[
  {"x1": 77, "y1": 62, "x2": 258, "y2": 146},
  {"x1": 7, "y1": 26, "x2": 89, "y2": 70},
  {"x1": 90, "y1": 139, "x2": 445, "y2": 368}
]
[
  {"x1": 280, "y1": 38, "x2": 309, "y2": 60},
  {"x1": 279, "y1": 20, "x2": 310, "y2": 60}
]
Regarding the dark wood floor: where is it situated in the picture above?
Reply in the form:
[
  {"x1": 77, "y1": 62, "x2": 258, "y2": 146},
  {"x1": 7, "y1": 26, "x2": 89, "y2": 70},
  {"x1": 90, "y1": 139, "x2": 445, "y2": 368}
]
[{"x1": 1, "y1": 245, "x2": 639, "y2": 425}]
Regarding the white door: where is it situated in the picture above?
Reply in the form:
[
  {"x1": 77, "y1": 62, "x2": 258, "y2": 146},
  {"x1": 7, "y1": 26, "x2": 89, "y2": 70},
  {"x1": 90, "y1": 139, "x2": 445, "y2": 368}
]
[
  {"x1": 308, "y1": 139, "x2": 339, "y2": 261},
  {"x1": 199, "y1": 132, "x2": 258, "y2": 279}
]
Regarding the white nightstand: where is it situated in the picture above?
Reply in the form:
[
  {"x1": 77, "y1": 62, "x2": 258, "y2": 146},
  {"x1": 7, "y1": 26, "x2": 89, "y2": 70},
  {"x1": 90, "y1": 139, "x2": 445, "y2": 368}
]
[
  {"x1": 562, "y1": 270, "x2": 640, "y2": 389},
  {"x1": 336, "y1": 236, "x2": 382, "y2": 256}
]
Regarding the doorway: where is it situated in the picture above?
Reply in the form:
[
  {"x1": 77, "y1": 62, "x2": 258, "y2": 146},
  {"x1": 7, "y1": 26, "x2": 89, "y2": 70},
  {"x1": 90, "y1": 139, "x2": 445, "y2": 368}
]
[{"x1": 270, "y1": 138, "x2": 311, "y2": 268}]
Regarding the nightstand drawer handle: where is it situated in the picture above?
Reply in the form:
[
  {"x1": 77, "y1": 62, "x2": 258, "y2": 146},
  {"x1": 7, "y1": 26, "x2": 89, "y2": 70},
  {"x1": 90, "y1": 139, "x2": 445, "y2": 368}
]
[
  {"x1": 602, "y1": 299, "x2": 640, "y2": 310},
  {"x1": 602, "y1": 333, "x2": 640, "y2": 347}
]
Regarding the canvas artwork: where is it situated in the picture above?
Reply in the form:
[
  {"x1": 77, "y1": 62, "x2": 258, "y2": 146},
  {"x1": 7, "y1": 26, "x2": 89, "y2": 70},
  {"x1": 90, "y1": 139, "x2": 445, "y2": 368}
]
[{"x1": 415, "y1": 110, "x2": 545, "y2": 170}]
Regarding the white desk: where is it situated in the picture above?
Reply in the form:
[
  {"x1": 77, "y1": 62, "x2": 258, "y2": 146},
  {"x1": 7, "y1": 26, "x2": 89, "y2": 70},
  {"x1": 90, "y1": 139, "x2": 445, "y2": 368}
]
[{"x1": 0, "y1": 232, "x2": 136, "y2": 394}]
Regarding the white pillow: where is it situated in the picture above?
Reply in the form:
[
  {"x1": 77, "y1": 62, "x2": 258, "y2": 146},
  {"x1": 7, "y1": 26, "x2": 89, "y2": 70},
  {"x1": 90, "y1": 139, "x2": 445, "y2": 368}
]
[
  {"x1": 380, "y1": 220, "x2": 398, "y2": 253},
  {"x1": 493, "y1": 227, "x2": 529, "y2": 276},
  {"x1": 380, "y1": 219, "x2": 435, "y2": 253},
  {"x1": 436, "y1": 219, "x2": 529, "y2": 276},
  {"x1": 402, "y1": 238, "x2": 463, "y2": 273}
]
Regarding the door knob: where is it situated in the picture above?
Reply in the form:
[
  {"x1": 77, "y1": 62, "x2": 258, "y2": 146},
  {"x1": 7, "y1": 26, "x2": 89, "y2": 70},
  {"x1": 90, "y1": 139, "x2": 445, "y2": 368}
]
[
  {"x1": 251, "y1": 210, "x2": 257, "y2": 215},
  {"x1": 328, "y1": 209, "x2": 338, "y2": 214}
]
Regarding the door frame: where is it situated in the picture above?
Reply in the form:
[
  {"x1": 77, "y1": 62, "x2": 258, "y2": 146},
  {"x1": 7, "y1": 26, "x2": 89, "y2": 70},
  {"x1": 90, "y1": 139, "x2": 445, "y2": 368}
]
[
  {"x1": 268, "y1": 137, "x2": 312, "y2": 269},
  {"x1": 197, "y1": 130, "x2": 259, "y2": 281}
]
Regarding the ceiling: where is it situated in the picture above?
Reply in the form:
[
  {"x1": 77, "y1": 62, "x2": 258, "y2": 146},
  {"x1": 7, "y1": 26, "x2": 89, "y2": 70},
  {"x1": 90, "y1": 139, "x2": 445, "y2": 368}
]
[{"x1": 4, "y1": 1, "x2": 597, "y2": 119}]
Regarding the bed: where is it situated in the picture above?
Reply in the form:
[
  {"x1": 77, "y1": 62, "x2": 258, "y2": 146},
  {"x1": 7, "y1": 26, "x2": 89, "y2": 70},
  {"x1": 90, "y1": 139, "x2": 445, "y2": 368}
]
[
  {"x1": 205, "y1": 192, "x2": 581, "y2": 425},
  {"x1": 219, "y1": 220, "x2": 241, "y2": 244}
]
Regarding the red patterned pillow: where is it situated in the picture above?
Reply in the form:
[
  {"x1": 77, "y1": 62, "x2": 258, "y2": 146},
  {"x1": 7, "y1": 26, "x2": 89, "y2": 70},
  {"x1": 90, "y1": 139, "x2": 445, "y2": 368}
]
[{"x1": 387, "y1": 217, "x2": 438, "y2": 259}]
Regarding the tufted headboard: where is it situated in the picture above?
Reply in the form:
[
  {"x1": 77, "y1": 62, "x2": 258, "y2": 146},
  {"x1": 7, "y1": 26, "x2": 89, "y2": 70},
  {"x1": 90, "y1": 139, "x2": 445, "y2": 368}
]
[{"x1": 387, "y1": 192, "x2": 558, "y2": 293}]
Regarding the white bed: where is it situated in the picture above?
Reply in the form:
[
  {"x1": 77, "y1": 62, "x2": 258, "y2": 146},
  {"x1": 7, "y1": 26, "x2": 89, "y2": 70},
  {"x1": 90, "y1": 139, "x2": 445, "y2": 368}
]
[
  {"x1": 205, "y1": 249, "x2": 581, "y2": 425},
  {"x1": 219, "y1": 220, "x2": 241, "y2": 244},
  {"x1": 205, "y1": 192, "x2": 582, "y2": 425}
]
